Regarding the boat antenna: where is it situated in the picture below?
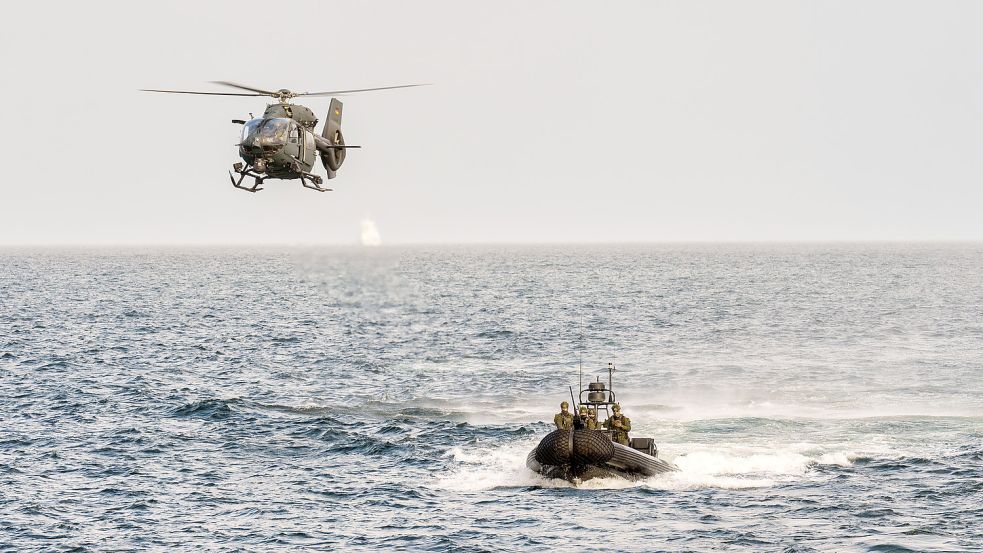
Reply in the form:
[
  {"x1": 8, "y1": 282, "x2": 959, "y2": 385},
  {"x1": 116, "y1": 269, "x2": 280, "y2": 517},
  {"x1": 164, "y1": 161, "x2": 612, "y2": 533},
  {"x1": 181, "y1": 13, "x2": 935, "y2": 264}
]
[
  {"x1": 608, "y1": 361, "x2": 615, "y2": 393},
  {"x1": 578, "y1": 315, "x2": 584, "y2": 394}
]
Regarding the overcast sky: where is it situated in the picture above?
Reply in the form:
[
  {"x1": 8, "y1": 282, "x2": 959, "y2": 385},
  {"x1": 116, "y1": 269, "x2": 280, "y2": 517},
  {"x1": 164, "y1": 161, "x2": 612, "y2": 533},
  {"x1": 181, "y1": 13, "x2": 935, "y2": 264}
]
[{"x1": 1, "y1": 1, "x2": 980, "y2": 245}]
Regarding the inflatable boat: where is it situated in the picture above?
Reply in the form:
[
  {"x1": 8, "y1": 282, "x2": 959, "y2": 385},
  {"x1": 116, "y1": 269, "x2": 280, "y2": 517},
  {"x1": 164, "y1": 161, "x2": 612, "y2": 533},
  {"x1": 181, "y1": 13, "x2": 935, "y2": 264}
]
[
  {"x1": 526, "y1": 362, "x2": 678, "y2": 482},
  {"x1": 526, "y1": 428, "x2": 677, "y2": 482}
]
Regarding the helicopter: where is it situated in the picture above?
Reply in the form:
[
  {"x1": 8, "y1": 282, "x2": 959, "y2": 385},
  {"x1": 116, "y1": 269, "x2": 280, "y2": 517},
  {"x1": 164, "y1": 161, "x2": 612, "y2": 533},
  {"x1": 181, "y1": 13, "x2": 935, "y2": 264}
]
[{"x1": 141, "y1": 81, "x2": 428, "y2": 193}]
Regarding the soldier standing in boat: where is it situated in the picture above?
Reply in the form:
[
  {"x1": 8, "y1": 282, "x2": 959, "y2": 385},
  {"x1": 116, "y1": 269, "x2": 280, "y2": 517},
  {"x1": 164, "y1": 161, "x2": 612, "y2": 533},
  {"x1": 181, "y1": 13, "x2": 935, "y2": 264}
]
[
  {"x1": 554, "y1": 401, "x2": 574, "y2": 429},
  {"x1": 577, "y1": 405, "x2": 598, "y2": 429},
  {"x1": 604, "y1": 403, "x2": 632, "y2": 445}
]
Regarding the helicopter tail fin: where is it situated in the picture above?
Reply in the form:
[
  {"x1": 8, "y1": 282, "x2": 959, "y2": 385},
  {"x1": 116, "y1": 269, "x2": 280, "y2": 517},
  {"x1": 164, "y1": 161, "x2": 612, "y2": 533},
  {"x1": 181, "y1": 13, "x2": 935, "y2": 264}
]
[
  {"x1": 323, "y1": 98, "x2": 343, "y2": 135},
  {"x1": 319, "y1": 98, "x2": 345, "y2": 178}
]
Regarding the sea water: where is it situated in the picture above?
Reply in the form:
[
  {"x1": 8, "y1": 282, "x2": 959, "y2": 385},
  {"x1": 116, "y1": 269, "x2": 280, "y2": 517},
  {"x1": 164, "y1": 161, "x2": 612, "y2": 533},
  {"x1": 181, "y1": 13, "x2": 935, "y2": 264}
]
[{"x1": 1, "y1": 244, "x2": 981, "y2": 551}]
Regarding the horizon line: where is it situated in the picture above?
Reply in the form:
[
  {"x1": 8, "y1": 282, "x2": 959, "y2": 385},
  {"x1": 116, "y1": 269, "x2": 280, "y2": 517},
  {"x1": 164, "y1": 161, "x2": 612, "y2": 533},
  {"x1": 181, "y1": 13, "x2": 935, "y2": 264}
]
[{"x1": 2, "y1": 239, "x2": 982, "y2": 248}]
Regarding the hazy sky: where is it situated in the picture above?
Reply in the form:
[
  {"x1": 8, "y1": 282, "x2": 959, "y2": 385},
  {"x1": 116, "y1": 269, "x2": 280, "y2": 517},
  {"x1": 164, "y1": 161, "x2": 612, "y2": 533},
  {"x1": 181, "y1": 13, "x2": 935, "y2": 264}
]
[{"x1": 1, "y1": 1, "x2": 981, "y2": 244}]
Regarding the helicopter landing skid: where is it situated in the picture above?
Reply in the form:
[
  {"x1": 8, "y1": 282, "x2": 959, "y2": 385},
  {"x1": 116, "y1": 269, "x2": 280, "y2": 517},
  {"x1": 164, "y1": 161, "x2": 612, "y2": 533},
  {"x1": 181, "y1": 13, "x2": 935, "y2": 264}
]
[
  {"x1": 299, "y1": 172, "x2": 332, "y2": 193},
  {"x1": 229, "y1": 166, "x2": 265, "y2": 193}
]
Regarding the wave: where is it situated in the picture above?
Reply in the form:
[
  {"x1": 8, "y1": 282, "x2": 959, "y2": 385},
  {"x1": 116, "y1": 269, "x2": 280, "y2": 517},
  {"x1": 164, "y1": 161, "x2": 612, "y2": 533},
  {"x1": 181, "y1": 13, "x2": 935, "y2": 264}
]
[
  {"x1": 172, "y1": 398, "x2": 240, "y2": 420},
  {"x1": 173, "y1": 398, "x2": 356, "y2": 422},
  {"x1": 248, "y1": 401, "x2": 338, "y2": 418},
  {"x1": 372, "y1": 388, "x2": 983, "y2": 427}
]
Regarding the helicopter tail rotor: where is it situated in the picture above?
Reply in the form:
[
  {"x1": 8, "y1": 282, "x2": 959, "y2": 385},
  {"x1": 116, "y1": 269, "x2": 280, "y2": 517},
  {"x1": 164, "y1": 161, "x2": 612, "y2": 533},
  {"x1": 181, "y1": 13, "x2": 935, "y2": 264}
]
[{"x1": 318, "y1": 98, "x2": 346, "y2": 178}]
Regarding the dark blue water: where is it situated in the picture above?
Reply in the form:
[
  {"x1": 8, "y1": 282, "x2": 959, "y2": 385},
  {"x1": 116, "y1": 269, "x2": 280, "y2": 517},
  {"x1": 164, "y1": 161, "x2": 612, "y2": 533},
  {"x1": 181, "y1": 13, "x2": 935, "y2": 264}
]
[{"x1": 2, "y1": 245, "x2": 982, "y2": 551}]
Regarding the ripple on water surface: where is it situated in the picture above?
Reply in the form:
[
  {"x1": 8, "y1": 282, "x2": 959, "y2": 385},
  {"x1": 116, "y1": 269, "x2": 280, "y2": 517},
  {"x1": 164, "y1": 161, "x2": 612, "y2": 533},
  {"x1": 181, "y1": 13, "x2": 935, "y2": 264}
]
[{"x1": 1, "y1": 245, "x2": 982, "y2": 551}]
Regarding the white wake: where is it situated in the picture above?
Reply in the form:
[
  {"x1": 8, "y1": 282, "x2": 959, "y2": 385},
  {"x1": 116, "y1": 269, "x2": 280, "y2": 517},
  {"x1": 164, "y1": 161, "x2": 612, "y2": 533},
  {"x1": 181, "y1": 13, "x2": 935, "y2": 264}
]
[{"x1": 434, "y1": 439, "x2": 866, "y2": 492}]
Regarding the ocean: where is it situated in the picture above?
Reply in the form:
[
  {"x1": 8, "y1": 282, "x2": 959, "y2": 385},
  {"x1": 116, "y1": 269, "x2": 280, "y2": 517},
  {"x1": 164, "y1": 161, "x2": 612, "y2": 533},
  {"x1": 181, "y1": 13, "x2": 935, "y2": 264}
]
[{"x1": 1, "y1": 244, "x2": 981, "y2": 551}]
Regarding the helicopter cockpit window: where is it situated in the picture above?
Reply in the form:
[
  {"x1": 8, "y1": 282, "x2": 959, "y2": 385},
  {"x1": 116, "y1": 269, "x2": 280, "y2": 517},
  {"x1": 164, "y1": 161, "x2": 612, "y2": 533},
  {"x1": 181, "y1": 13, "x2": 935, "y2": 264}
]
[
  {"x1": 241, "y1": 119, "x2": 263, "y2": 142},
  {"x1": 241, "y1": 118, "x2": 292, "y2": 145},
  {"x1": 260, "y1": 118, "x2": 291, "y2": 141}
]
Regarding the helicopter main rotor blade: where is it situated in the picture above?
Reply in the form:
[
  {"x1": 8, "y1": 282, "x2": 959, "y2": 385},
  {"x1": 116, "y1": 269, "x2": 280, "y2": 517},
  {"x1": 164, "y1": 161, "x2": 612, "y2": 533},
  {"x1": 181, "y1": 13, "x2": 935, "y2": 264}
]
[
  {"x1": 296, "y1": 83, "x2": 431, "y2": 97},
  {"x1": 140, "y1": 89, "x2": 265, "y2": 97},
  {"x1": 210, "y1": 81, "x2": 278, "y2": 95}
]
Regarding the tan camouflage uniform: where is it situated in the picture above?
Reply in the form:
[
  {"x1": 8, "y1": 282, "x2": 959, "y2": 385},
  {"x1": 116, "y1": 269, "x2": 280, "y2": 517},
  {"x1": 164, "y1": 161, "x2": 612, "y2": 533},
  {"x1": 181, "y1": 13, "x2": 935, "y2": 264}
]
[
  {"x1": 578, "y1": 406, "x2": 598, "y2": 430},
  {"x1": 603, "y1": 405, "x2": 632, "y2": 445},
  {"x1": 554, "y1": 401, "x2": 574, "y2": 430}
]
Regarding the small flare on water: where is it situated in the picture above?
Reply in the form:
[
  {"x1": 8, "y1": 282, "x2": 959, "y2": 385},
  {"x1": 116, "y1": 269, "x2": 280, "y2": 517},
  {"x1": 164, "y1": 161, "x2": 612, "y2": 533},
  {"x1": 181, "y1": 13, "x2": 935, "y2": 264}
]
[{"x1": 361, "y1": 218, "x2": 382, "y2": 247}]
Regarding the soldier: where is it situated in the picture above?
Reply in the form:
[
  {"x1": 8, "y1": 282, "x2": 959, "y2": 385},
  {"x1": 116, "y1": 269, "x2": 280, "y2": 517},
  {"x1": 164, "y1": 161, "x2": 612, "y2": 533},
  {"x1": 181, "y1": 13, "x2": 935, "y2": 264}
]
[
  {"x1": 553, "y1": 401, "x2": 574, "y2": 430},
  {"x1": 603, "y1": 403, "x2": 632, "y2": 445},
  {"x1": 577, "y1": 405, "x2": 598, "y2": 429}
]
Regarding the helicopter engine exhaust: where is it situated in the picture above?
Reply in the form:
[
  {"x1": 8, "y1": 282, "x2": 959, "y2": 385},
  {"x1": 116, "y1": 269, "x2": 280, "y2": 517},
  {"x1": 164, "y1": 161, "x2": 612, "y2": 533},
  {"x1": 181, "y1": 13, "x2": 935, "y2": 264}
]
[{"x1": 318, "y1": 98, "x2": 346, "y2": 179}]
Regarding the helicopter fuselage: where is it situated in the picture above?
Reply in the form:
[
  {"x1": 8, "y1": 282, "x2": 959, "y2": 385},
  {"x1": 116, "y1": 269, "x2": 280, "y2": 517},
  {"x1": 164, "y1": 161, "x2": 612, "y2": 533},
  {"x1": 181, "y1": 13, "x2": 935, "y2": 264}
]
[
  {"x1": 229, "y1": 101, "x2": 348, "y2": 192},
  {"x1": 238, "y1": 116, "x2": 318, "y2": 178}
]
